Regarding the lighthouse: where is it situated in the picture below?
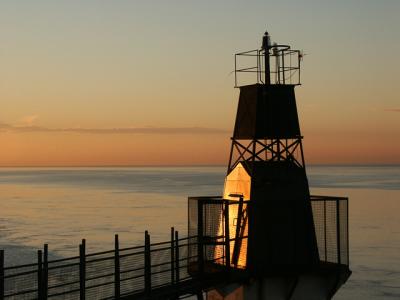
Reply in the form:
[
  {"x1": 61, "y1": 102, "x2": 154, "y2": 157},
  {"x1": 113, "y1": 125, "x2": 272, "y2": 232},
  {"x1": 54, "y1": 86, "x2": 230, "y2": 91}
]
[
  {"x1": 188, "y1": 31, "x2": 351, "y2": 300},
  {"x1": 223, "y1": 31, "x2": 319, "y2": 272}
]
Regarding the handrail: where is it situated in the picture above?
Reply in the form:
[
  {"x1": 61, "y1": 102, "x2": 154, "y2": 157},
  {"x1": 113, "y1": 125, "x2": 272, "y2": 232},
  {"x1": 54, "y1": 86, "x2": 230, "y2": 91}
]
[{"x1": 234, "y1": 47, "x2": 302, "y2": 87}]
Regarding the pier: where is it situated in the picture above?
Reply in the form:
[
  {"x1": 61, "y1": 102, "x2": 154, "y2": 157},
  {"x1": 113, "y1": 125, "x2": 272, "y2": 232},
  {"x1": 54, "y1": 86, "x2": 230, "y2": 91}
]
[{"x1": 1, "y1": 195, "x2": 348, "y2": 299}]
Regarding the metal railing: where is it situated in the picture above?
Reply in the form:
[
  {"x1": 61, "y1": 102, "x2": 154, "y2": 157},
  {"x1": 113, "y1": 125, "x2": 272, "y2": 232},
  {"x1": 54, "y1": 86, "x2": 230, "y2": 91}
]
[
  {"x1": 234, "y1": 46, "x2": 302, "y2": 87},
  {"x1": 1, "y1": 195, "x2": 348, "y2": 299},
  {"x1": 310, "y1": 195, "x2": 349, "y2": 266},
  {"x1": 188, "y1": 197, "x2": 250, "y2": 274},
  {"x1": 189, "y1": 195, "x2": 349, "y2": 268},
  {"x1": 1, "y1": 230, "x2": 197, "y2": 300}
]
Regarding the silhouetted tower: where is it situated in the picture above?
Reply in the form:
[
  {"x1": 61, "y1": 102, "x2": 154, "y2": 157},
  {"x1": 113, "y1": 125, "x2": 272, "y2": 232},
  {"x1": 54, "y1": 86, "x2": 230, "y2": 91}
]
[
  {"x1": 224, "y1": 31, "x2": 319, "y2": 272},
  {"x1": 189, "y1": 31, "x2": 350, "y2": 300}
]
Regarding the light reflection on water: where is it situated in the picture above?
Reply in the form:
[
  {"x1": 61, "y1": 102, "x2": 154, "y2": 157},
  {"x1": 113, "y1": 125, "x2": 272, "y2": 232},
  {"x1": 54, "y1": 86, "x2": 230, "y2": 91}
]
[{"x1": 0, "y1": 166, "x2": 399, "y2": 299}]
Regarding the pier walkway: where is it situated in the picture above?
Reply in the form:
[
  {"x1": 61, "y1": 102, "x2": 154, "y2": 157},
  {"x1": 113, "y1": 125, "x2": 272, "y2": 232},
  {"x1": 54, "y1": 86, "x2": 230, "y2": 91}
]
[{"x1": 0, "y1": 196, "x2": 348, "y2": 299}]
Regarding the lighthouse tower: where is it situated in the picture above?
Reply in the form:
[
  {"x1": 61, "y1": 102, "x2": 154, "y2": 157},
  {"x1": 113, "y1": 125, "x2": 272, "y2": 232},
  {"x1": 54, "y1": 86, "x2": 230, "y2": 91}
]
[
  {"x1": 188, "y1": 31, "x2": 351, "y2": 300},
  {"x1": 223, "y1": 31, "x2": 319, "y2": 273}
]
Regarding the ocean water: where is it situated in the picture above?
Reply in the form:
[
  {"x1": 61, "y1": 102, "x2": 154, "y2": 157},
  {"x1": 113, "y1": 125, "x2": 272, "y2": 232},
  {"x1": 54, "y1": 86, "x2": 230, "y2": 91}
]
[{"x1": 0, "y1": 165, "x2": 399, "y2": 299}]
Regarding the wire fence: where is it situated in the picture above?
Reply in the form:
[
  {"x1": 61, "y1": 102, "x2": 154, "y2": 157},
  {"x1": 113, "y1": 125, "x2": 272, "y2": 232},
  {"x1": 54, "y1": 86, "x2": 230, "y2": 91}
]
[
  {"x1": 188, "y1": 195, "x2": 349, "y2": 268},
  {"x1": 310, "y1": 195, "x2": 349, "y2": 265},
  {"x1": 1, "y1": 230, "x2": 199, "y2": 300}
]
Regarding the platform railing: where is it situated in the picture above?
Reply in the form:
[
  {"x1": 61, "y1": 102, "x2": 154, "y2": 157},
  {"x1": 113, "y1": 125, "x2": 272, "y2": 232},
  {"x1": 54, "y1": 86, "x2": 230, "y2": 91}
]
[
  {"x1": 188, "y1": 195, "x2": 349, "y2": 268},
  {"x1": 310, "y1": 195, "x2": 349, "y2": 266},
  {"x1": 234, "y1": 47, "x2": 302, "y2": 87}
]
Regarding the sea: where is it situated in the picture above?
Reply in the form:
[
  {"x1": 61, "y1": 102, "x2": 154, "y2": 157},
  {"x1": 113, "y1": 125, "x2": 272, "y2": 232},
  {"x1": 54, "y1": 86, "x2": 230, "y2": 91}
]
[{"x1": 0, "y1": 165, "x2": 399, "y2": 299}]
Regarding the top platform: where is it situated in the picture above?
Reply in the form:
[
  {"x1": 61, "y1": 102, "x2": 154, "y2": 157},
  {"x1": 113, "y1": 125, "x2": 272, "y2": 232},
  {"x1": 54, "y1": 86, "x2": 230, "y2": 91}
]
[{"x1": 235, "y1": 37, "x2": 302, "y2": 87}]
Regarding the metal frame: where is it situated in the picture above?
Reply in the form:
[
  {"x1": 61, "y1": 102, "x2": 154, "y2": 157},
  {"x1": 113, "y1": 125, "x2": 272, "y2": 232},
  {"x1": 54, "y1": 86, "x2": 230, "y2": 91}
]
[
  {"x1": 227, "y1": 137, "x2": 305, "y2": 174},
  {"x1": 234, "y1": 46, "x2": 302, "y2": 88},
  {"x1": 310, "y1": 196, "x2": 349, "y2": 265},
  {"x1": 192, "y1": 197, "x2": 250, "y2": 271}
]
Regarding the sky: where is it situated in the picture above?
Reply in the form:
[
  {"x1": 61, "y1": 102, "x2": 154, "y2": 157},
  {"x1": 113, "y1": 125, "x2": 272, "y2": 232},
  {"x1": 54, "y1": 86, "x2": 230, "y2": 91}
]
[{"x1": 1, "y1": 0, "x2": 399, "y2": 166}]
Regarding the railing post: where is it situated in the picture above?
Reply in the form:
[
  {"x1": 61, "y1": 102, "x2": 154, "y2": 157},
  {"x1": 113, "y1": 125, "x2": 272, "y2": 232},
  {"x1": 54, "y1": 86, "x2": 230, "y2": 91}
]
[
  {"x1": 114, "y1": 234, "x2": 120, "y2": 299},
  {"x1": 347, "y1": 198, "x2": 349, "y2": 265},
  {"x1": 232, "y1": 195, "x2": 244, "y2": 267},
  {"x1": 175, "y1": 231, "x2": 180, "y2": 284},
  {"x1": 336, "y1": 199, "x2": 341, "y2": 264},
  {"x1": 144, "y1": 231, "x2": 151, "y2": 296},
  {"x1": 1, "y1": 250, "x2": 4, "y2": 300},
  {"x1": 79, "y1": 239, "x2": 86, "y2": 300},
  {"x1": 282, "y1": 51, "x2": 285, "y2": 84},
  {"x1": 37, "y1": 250, "x2": 43, "y2": 300},
  {"x1": 170, "y1": 227, "x2": 175, "y2": 285},
  {"x1": 197, "y1": 200, "x2": 204, "y2": 275},
  {"x1": 43, "y1": 244, "x2": 48, "y2": 300},
  {"x1": 324, "y1": 200, "x2": 327, "y2": 262},
  {"x1": 224, "y1": 201, "x2": 230, "y2": 269}
]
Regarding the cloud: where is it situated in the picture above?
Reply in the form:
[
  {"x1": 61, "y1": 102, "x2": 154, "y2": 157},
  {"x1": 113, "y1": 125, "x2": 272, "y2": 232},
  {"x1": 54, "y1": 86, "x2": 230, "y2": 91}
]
[
  {"x1": 384, "y1": 108, "x2": 400, "y2": 112},
  {"x1": 0, "y1": 122, "x2": 13, "y2": 133},
  {"x1": 0, "y1": 122, "x2": 229, "y2": 135},
  {"x1": 18, "y1": 115, "x2": 39, "y2": 126}
]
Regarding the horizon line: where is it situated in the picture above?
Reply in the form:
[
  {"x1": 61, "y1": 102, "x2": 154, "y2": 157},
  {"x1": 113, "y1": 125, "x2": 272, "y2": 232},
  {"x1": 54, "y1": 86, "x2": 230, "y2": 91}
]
[{"x1": 0, "y1": 163, "x2": 399, "y2": 168}]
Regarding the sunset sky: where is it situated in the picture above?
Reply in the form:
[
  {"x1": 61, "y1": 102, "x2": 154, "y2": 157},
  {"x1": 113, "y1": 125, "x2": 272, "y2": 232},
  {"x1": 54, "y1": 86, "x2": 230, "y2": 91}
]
[{"x1": 1, "y1": 0, "x2": 399, "y2": 166}]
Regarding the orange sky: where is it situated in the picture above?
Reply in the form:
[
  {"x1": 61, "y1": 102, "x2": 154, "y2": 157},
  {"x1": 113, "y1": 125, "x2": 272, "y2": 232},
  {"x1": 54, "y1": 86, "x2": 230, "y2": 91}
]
[{"x1": 1, "y1": 1, "x2": 399, "y2": 166}]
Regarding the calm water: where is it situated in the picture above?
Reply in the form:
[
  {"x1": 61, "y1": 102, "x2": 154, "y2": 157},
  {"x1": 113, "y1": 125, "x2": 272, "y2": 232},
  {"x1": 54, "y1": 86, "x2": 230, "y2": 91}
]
[{"x1": 0, "y1": 165, "x2": 399, "y2": 299}]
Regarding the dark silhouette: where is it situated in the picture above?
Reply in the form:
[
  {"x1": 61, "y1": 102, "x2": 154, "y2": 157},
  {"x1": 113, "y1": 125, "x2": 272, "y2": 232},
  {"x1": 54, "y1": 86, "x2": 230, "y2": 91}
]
[{"x1": 189, "y1": 31, "x2": 351, "y2": 299}]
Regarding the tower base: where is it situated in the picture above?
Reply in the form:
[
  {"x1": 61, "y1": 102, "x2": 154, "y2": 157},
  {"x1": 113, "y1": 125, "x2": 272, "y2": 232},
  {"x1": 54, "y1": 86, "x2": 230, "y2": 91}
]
[{"x1": 206, "y1": 263, "x2": 351, "y2": 300}]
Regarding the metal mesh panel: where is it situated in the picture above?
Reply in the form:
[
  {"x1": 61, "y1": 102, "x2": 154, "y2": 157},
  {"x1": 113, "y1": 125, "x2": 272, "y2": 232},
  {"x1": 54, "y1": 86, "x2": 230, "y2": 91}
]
[
  {"x1": 119, "y1": 248, "x2": 145, "y2": 295},
  {"x1": 203, "y1": 203, "x2": 223, "y2": 239},
  {"x1": 325, "y1": 201, "x2": 338, "y2": 263},
  {"x1": 151, "y1": 245, "x2": 172, "y2": 288},
  {"x1": 339, "y1": 200, "x2": 349, "y2": 265},
  {"x1": 188, "y1": 196, "x2": 252, "y2": 272},
  {"x1": 311, "y1": 197, "x2": 349, "y2": 266},
  {"x1": 311, "y1": 201, "x2": 326, "y2": 261},
  {"x1": 188, "y1": 198, "x2": 198, "y2": 238},
  {"x1": 4, "y1": 263, "x2": 38, "y2": 300},
  {"x1": 47, "y1": 257, "x2": 80, "y2": 299},
  {"x1": 187, "y1": 236, "x2": 198, "y2": 262},
  {"x1": 177, "y1": 241, "x2": 190, "y2": 281},
  {"x1": 203, "y1": 202, "x2": 224, "y2": 265},
  {"x1": 85, "y1": 251, "x2": 115, "y2": 299},
  {"x1": 187, "y1": 196, "x2": 254, "y2": 273},
  {"x1": 188, "y1": 198, "x2": 199, "y2": 269}
]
